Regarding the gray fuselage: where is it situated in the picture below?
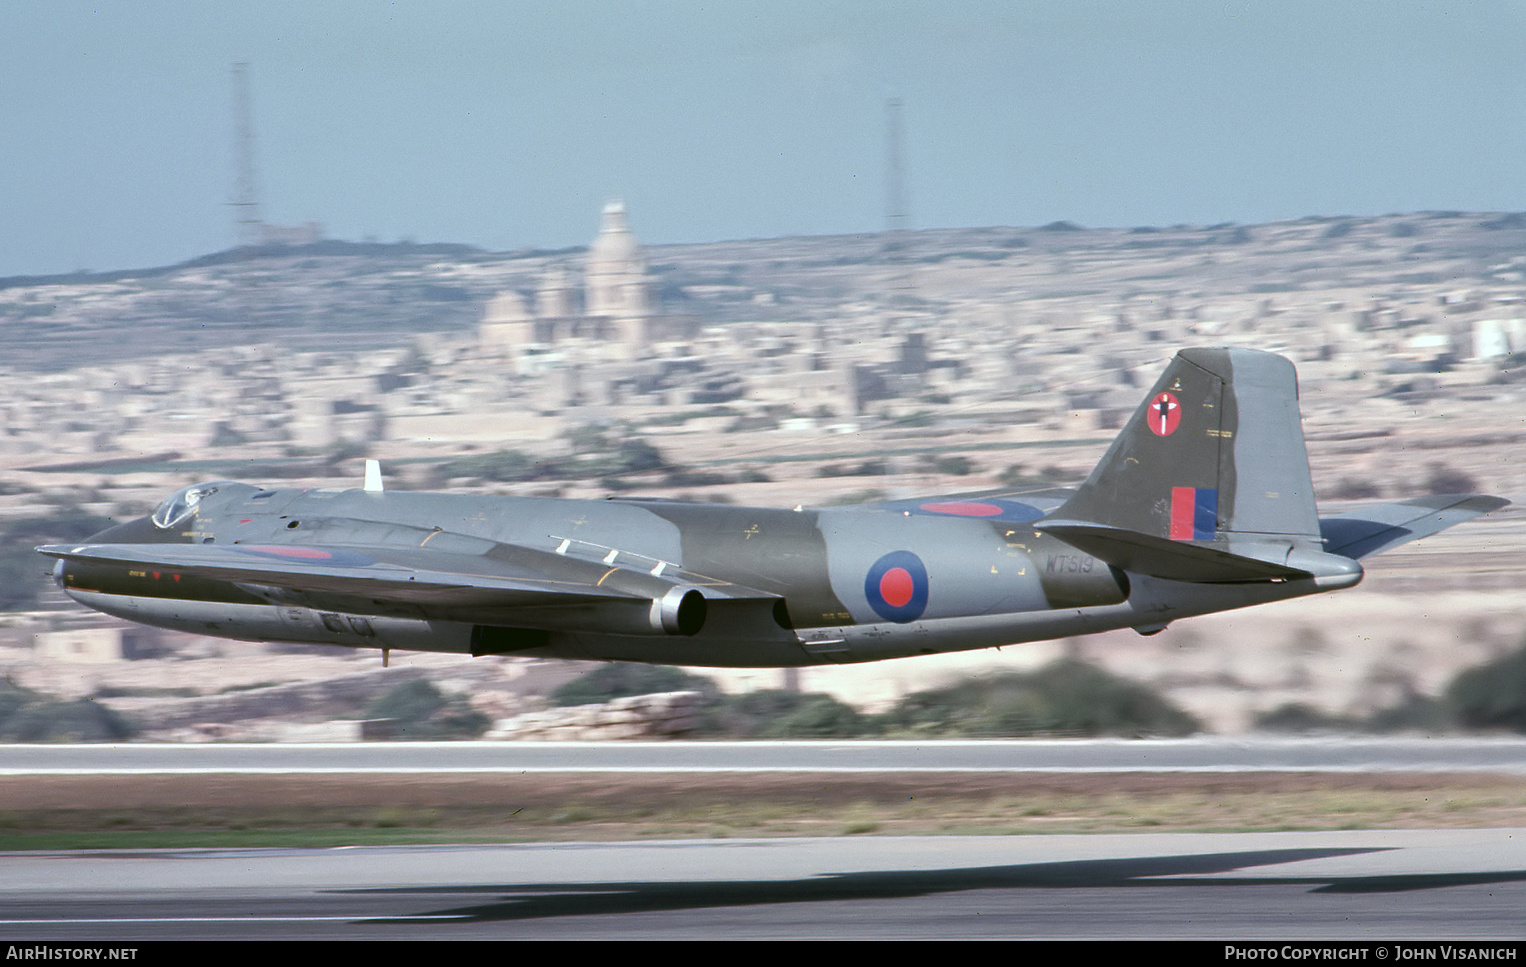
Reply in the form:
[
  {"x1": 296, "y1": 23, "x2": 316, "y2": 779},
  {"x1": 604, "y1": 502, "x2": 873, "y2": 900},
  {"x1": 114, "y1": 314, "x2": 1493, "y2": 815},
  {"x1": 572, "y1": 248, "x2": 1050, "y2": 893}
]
[{"x1": 54, "y1": 483, "x2": 1343, "y2": 667}]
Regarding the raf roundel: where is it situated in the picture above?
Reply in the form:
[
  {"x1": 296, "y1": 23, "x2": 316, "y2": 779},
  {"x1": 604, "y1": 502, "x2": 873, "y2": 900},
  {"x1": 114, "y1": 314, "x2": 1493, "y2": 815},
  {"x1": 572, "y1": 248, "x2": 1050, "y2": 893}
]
[
  {"x1": 1147, "y1": 391, "x2": 1181, "y2": 436},
  {"x1": 236, "y1": 545, "x2": 376, "y2": 568},
  {"x1": 864, "y1": 551, "x2": 929, "y2": 624}
]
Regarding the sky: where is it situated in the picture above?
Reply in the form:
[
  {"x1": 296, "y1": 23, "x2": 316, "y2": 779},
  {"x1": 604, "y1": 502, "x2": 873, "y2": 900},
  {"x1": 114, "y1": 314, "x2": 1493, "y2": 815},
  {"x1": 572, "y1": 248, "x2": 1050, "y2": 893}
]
[{"x1": 5, "y1": 1, "x2": 1526, "y2": 277}]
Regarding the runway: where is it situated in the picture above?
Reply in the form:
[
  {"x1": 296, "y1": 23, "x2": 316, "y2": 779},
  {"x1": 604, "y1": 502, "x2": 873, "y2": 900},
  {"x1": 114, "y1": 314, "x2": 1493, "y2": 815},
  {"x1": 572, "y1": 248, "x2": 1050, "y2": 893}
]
[
  {"x1": 1, "y1": 831, "x2": 1523, "y2": 940},
  {"x1": 3, "y1": 741, "x2": 1523, "y2": 940},
  {"x1": 5, "y1": 736, "x2": 1526, "y2": 774}
]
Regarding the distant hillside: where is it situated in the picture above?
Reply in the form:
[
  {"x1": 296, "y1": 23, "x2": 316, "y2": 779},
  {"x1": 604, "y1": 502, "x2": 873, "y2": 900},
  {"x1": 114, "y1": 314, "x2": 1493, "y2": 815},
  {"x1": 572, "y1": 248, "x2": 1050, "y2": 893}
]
[{"x1": 3, "y1": 212, "x2": 1526, "y2": 370}]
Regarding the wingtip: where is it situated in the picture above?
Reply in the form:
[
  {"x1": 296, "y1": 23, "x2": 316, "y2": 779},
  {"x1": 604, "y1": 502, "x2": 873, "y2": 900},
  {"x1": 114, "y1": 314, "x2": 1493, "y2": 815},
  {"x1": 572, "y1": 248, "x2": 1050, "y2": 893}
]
[{"x1": 1426, "y1": 493, "x2": 1511, "y2": 514}]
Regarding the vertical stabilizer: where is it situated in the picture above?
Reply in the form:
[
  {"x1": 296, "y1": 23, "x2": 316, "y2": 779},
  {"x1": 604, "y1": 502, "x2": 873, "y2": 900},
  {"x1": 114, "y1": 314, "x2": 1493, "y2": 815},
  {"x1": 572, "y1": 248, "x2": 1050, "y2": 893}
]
[{"x1": 1040, "y1": 349, "x2": 1339, "y2": 583}]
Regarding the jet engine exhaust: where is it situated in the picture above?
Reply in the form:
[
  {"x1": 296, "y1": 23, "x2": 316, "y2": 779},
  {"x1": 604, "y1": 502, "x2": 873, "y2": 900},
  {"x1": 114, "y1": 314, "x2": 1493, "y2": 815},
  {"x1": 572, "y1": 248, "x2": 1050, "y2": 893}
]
[{"x1": 653, "y1": 586, "x2": 707, "y2": 636}]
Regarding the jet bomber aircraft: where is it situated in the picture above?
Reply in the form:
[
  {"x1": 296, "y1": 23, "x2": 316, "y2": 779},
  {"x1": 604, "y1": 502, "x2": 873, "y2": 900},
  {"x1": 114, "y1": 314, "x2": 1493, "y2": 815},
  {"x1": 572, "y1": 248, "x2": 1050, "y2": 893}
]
[{"x1": 39, "y1": 349, "x2": 1507, "y2": 667}]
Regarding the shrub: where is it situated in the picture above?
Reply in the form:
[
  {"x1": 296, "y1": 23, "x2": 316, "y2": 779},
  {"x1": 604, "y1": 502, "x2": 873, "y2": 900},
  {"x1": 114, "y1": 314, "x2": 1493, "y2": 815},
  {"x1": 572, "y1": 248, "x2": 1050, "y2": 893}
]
[
  {"x1": 364, "y1": 679, "x2": 489, "y2": 739},
  {"x1": 696, "y1": 690, "x2": 873, "y2": 738},
  {"x1": 1253, "y1": 702, "x2": 1358, "y2": 732},
  {"x1": 1446, "y1": 643, "x2": 1526, "y2": 732},
  {"x1": 881, "y1": 659, "x2": 1199, "y2": 737},
  {"x1": 550, "y1": 664, "x2": 720, "y2": 707},
  {"x1": 0, "y1": 698, "x2": 135, "y2": 742},
  {"x1": 1424, "y1": 462, "x2": 1480, "y2": 495}
]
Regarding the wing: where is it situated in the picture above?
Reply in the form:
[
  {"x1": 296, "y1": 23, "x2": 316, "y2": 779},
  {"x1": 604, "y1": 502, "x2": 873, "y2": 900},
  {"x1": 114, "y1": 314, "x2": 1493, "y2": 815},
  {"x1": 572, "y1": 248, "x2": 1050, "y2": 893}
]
[
  {"x1": 1318, "y1": 494, "x2": 1511, "y2": 560},
  {"x1": 39, "y1": 536, "x2": 777, "y2": 632}
]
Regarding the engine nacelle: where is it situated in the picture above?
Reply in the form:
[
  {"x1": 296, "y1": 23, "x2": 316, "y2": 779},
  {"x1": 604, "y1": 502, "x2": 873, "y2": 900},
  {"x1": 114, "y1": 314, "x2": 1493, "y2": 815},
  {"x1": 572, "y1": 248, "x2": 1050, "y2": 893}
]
[
  {"x1": 463, "y1": 585, "x2": 710, "y2": 638},
  {"x1": 651, "y1": 585, "x2": 707, "y2": 636}
]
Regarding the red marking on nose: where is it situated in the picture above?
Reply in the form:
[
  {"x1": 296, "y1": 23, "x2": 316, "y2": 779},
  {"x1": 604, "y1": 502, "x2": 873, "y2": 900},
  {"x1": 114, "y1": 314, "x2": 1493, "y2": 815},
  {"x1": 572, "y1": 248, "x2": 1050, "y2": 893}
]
[{"x1": 879, "y1": 567, "x2": 915, "y2": 607}]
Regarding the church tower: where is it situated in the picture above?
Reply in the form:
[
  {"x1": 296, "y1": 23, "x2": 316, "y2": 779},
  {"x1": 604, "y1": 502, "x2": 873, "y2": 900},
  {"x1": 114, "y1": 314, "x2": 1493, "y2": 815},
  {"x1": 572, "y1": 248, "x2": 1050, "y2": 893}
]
[{"x1": 585, "y1": 200, "x2": 654, "y2": 353}]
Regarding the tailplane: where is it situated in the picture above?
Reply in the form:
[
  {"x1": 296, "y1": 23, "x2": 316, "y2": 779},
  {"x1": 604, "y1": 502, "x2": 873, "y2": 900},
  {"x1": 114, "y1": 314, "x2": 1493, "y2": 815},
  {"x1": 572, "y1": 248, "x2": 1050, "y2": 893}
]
[{"x1": 1039, "y1": 348, "x2": 1358, "y2": 585}]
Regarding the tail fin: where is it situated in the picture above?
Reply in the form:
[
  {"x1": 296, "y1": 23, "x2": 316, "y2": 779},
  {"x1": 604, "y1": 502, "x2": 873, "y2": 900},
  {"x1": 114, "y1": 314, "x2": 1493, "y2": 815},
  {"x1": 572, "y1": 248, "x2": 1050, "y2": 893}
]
[{"x1": 1039, "y1": 348, "x2": 1358, "y2": 585}]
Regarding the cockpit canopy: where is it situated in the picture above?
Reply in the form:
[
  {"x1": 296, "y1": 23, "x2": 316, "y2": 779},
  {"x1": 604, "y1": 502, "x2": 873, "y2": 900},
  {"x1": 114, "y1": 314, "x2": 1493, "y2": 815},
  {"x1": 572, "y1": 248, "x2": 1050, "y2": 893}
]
[{"x1": 150, "y1": 481, "x2": 240, "y2": 529}]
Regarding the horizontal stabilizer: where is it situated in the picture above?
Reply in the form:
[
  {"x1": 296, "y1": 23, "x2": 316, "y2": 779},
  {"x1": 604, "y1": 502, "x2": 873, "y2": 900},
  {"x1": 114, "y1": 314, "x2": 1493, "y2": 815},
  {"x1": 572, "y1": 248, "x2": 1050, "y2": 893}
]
[
  {"x1": 1036, "y1": 520, "x2": 1313, "y2": 582},
  {"x1": 1319, "y1": 494, "x2": 1510, "y2": 560}
]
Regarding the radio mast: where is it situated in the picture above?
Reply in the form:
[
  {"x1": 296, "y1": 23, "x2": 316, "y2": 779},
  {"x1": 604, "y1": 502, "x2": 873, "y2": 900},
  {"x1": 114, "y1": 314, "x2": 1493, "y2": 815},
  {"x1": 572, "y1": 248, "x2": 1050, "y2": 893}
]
[{"x1": 230, "y1": 63, "x2": 263, "y2": 248}]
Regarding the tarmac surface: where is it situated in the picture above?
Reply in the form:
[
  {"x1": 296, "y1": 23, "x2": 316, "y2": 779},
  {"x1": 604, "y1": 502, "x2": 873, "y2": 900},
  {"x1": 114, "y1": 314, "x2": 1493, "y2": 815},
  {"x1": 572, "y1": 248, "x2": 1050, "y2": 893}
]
[
  {"x1": 1, "y1": 831, "x2": 1522, "y2": 940},
  {"x1": 1, "y1": 740, "x2": 1524, "y2": 940}
]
